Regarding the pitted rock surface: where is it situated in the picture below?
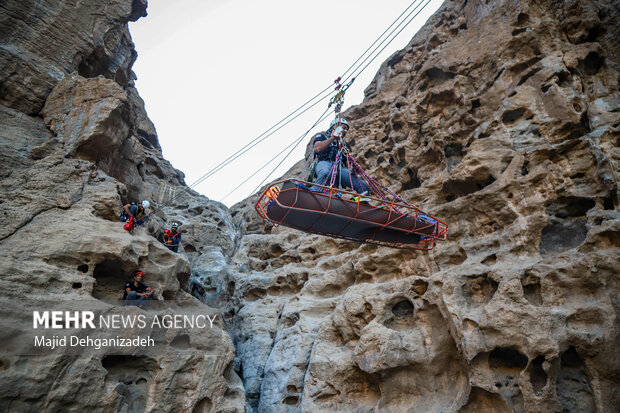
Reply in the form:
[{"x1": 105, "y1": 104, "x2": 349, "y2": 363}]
[
  {"x1": 223, "y1": 0, "x2": 620, "y2": 412},
  {"x1": 1, "y1": 0, "x2": 619, "y2": 412},
  {"x1": 0, "y1": 0, "x2": 244, "y2": 412}
]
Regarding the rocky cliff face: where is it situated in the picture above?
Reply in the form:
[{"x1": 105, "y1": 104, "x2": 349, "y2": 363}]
[
  {"x1": 222, "y1": 0, "x2": 620, "y2": 412},
  {"x1": 0, "y1": 1, "x2": 244, "y2": 412},
  {"x1": 1, "y1": 0, "x2": 619, "y2": 412}
]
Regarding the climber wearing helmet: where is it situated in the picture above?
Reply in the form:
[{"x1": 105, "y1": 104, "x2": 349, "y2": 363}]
[
  {"x1": 311, "y1": 118, "x2": 369, "y2": 194},
  {"x1": 161, "y1": 222, "x2": 182, "y2": 253},
  {"x1": 121, "y1": 200, "x2": 150, "y2": 227}
]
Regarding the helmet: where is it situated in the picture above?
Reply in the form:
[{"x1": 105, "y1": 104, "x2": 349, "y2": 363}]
[
  {"x1": 171, "y1": 223, "x2": 178, "y2": 229},
  {"x1": 330, "y1": 118, "x2": 349, "y2": 128},
  {"x1": 141, "y1": 200, "x2": 150, "y2": 209}
]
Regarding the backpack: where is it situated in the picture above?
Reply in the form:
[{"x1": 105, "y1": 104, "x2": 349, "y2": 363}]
[{"x1": 123, "y1": 216, "x2": 135, "y2": 231}]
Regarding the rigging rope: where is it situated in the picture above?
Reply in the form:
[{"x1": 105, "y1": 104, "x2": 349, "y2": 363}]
[
  {"x1": 219, "y1": 108, "x2": 333, "y2": 202},
  {"x1": 338, "y1": 0, "x2": 427, "y2": 81},
  {"x1": 339, "y1": 0, "x2": 431, "y2": 85},
  {"x1": 165, "y1": 0, "x2": 435, "y2": 206},
  {"x1": 247, "y1": 107, "x2": 334, "y2": 198},
  {"x1": 351, "y1": 0, "x2": 433, "y2": 79},
  {"x1": 163, "y1": 86, "x2": 334, "y2": 206}
]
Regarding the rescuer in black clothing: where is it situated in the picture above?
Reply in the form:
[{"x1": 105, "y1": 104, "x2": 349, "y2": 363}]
[{"x1": 123, "y1": 271, "x2": 153, "y2": 306}]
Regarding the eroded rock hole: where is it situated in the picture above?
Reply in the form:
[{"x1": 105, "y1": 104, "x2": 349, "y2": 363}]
[
  {"x1": 547, "y1": 197, "x2": 595, "y2": 219},
  {"x1": 579, "y1": 52, "x2": 604, "y2": 75},
  {"x1": 93, "y1": 259, "x2": 127, "y2": 302},
  {"x1": 364, "y1": 149, "x2": 376, "y2": 160},
  {"x1": 445, "y1": 143, "x2": 463, "y2": 171},
  {"x1": 385, "y1": 299, "x2": 415, "y2": 331},
  {"x1": 136, "y1": 163, "x2": 145, "y2": 180},
  {"x1": 502, "y1": 108, "x2": 525, "y2": 124},
  {"x1": 144, "y1": 157, "x2": 164, "y2": 179},
  {"x1": 482, "y1": 254, "x2": 497, "y2": 265},
  {"x1": 521, "y1": 271, "x2": 542, "y2": 305},
  {"x1": 411, "y1": 279, "x2": 428, "y2": 296},
  {"x1": 459, "y1": 386, "x2": 512, "y2": 412},
  {"x1": 521, "y1": 160, "x2": 529, "y2": 176},
  {"x1": 162, "y1": 290, "x2": 175, "y2": 300},
  {"x1": 282, "y1": 396, "x2": 299, "y2": 405},
  {"x1": 517, "y1": 13, "x2": 529, "y2": 25},
  {"x1": 603, "y1": 196, "x2": 614, "y2": 210},
  {"x1": 489, "y1": 348, "x2": 527, "y2": 413},
  {"x1": 402, "y1": 169, "x2": 421, "y2": 190},
  {"x1": 245, "y1": 288, "x2": 266, "y2": 301},
  {"x1": 490, "y1": 348, "x2": 528, "y2": 369},
  {"x1": 528, "y1": 355, "x2": 547, "y2": 393},
  {"x1": 177, "y1": 271, "x2": 190, "y2": 292},
  {"x1": 463, "y1": 274, "x2": 498, "y2": 305},
  {"x1": 425, "y1": 67, "x2": 456, "y2": 83},
  {"x1": 392, "y1": 300, "x2": 414, "y2": 317},
  {"x1": 280, "y1": 312, "x2": 300, "y2": 329},
  {"x1": 517, "y1": 68, "x2": 539, "y2": 86},
  {"x1": 539, "y1": 197, "x2": 592, "y2": 254},
  {"x1": 170, "y1": 334, "x2": 191, "y2": 349},
  {"x1": 557, "y1": 71, "x2": 571, "y2": 87},
  {"x1": 77, "y1": 264, "x2": 89, "y2": 273},
  {"x1": 387, "y1": 51, "x2": 404, "y2": 67},
  {"x1": 102, "y1": 354, "x2": 158, "y2": 381},
  {"x1": 556, "y1": 347, "x2": 595, "y2": 413},
  {"x1": 72, "y1": 282, "x2": 82, "y2": 289},
  {"x1": 270, "y1": 244, "x2": 284, "y2": 257},
  {"x1": 442, "y1": 175, "x2": 496, "y2": 200},
  {"x1": 77, "y1": 46, "x2": 110, "y2": 79},
  {"x1": 193, "y1": 397, "x2": 213, "y2": 413},
  {"x1": 539, "y1": 218, "x2": 587, "y2": 255}
]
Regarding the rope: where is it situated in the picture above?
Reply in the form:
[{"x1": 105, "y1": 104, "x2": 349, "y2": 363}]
[
  {"x1": 350, "y1": 0, "x2": 433, "y2": 79},
  {"x1": 219, "y1": 107, "x2": 333, "y2": 202},
  {"x1": 246, "y1": 107, "x2": 334, "y2": 198},
  {"x1": 167, "y1": 0, "x2": 435, "y2": 206},
  {"x1": 338, "y1": 0, "x2": 425, "y2": 81},
  {"x1": 164, "y1": 86, "x2": 334, "y2": 206}
]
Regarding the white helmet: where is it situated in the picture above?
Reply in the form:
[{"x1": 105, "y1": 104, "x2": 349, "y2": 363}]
[
  {"x1": 330, "y1": 118, "x2": 349, "y2": 128},
  {"x1": 141, "y1": 200, "x2": 150, "y2": 209}
]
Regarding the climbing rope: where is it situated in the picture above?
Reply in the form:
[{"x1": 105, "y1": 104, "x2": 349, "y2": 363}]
[{"x1": 166, "y1": 0, "x2": 436, "y2": 206}]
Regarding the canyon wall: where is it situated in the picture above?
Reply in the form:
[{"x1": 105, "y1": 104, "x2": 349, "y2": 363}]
[
  {"x1": 222, "y1": 0, "x2": 620, "y2": 411},
  {"x1": 0, "y1": 1, "x2": 243, "y2": 412},
  {"x1": 0, "y1": 0, "x2": 618, "y2": 412}
]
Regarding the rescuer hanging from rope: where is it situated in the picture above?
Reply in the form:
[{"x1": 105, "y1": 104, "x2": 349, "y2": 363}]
[
  {"x1": 310, "y1": 118, "x2": 369, "y2": 196},
  {"x1": 254, "y1": 75, "x2": 448, "y2": 250},
  {"x1": 308, "y1": 77, "x2": 369, "y2": 197}
]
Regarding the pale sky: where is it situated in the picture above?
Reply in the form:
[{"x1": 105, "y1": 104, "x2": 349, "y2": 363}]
[{"x1": 129, "y1": 0, "x2": 444, "y2": 207}]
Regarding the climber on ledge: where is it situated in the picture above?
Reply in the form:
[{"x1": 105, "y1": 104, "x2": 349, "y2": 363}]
[
  {"x1": 161, "y1": 222, "x2": 182, "y2": 253},
  {"x1": 123, "y1": 271, "x2": 154, "y2": 306},
  {"x1": 310, "y1": 118, "x2": 369, "y2": 195},
  {"x1": 120, "y1": 200, "x2": 150, "y2": 228}
]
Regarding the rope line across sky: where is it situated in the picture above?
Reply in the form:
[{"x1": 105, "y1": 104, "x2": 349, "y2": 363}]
[{"x1": 130, "y1": 0, "x2": 444, "y2": 207}]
